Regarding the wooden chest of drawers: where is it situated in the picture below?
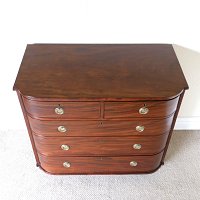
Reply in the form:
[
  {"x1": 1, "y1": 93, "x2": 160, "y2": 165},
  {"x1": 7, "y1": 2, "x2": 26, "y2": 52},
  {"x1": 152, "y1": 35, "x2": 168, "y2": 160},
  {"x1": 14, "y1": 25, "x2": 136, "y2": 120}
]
[{"x1": 13, "y1": 44, "x2": 188, "y2": 174}]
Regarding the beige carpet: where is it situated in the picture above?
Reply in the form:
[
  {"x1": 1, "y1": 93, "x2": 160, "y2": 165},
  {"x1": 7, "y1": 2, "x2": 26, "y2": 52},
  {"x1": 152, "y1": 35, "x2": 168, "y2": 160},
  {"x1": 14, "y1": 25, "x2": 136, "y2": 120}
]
[{"x1": 0, "y1": 130, "x2": 200, "y2": 200}]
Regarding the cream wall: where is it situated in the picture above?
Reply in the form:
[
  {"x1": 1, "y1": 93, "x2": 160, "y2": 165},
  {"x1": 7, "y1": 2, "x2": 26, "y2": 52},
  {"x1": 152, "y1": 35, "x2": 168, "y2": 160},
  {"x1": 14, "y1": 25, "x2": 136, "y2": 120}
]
[
  {"x1": 173, "y1": 45, "x2": 200, "y2": 117},
  {"x1": 0, "y1": 0, "x2": 200, "y2": 130},
  {"x1": 173, "y1": 45, "x2": 200, "y2": 129}
]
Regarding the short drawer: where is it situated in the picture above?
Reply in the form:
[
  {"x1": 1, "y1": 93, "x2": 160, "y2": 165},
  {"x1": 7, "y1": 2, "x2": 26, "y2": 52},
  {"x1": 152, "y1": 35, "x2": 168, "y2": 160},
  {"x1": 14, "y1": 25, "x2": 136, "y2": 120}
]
[
  {"x1": 38, "y1": 151, "x2": 163, "y2": 174},
  {"x1": 29, "y1": 115, "x2": 173, "y2": 137},
  {"x1": 104, "y1": 97, "x2": 179, "y2": 118},
  {"x1": 33, "y1": 134, "x2": 168, "y2": 156},
  {"x1": 23, "y1": 97, "x2": 100, "y2": 119}
]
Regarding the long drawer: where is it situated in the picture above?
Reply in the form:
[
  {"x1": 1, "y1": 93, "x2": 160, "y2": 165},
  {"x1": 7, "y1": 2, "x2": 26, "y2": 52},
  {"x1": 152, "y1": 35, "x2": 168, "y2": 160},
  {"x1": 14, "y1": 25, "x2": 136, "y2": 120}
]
[
  {"x1": 38, "y1": 151, "x2": 164, "y2": 174},
  {"x1": 33, "y1": 134, "x2": 168, "y2": 156},
  {"x1": 29, "y1": 115, "x2": 173, "y2": 137}
]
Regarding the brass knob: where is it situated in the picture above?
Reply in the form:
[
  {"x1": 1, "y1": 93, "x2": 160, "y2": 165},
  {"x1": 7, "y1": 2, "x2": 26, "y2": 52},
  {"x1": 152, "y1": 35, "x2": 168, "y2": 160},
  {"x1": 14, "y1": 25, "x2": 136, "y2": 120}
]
[
  {"x1": 133, "y1": 144, "x2": 142, "y2": 149},
  {"x1": 130, "y1": 161, "x2": 138, "y2": 167},
  {"x1": 58, "y1": 126, "x2": 67, "y2": 133},
  {"x1": 61, "y1": 144, "x2": 70, "y2": 151},
  {"x1": 63, "y1": 162, "x2": 71, "y2": 168},
  {"x1": 139, "y1": 107, "x2": 149, "y2": 114},
  {"x1": 55, "y1": 107, "x2": 64, "y2": 115},
  {"x1": 136, "y1": 125, "x2": 145, "y2": 132}
]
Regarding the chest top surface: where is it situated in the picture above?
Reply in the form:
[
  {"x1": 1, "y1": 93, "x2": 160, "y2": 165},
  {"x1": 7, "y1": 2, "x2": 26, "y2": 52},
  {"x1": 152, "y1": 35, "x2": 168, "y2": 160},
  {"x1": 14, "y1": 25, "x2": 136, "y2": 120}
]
[{"x1": 13, "y1": 44, "x2": 188, "y2": 100}]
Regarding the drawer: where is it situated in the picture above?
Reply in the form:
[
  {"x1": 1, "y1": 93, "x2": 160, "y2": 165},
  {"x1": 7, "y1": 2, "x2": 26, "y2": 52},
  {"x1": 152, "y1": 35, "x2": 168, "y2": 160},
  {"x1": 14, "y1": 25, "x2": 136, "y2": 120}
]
[
  {"x1": 104, "y1": 97, "x2": 179, "y2": 118},
  {"x1": 33, "y1": 134, "x2": 168, "y2": 156},
  {"x1": 29, "y1": 115, "x2": 173, "y2": 137},
  {"x1": 38, "y1": 151, "x2": 164, "y2": 174},
  {"x1": 23, "y1": 97, "x2": 100, "y2": 119}
]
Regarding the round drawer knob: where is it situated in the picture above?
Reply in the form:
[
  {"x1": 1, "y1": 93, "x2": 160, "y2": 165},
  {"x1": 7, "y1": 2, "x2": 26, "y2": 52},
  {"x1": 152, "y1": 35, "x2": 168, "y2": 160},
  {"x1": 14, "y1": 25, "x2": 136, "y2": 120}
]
[
  {"x1": 136, "y1": 125, "x2": 145, "y2": 132},
  {"x1": 133, "y1": 144, "x2": 142, "y2": 149},
  {"x1": 130, "y1": 161, "x2": 138, "y2": 167},
  {"x1": 58, "y1": 126, "x2": 67, "y2": 133},
  {"x1": 61, "y1": 144, "x2": 70, "y2": 151},
  {"x1": 63, "y1": 162, "x2": 71, "y2": 168},
  {"x1": 55, "y1": 107, "x2": 64, "y2": 115},
  {"x1": 139, "y1": 107, "x2": 149, "y2": 115}
]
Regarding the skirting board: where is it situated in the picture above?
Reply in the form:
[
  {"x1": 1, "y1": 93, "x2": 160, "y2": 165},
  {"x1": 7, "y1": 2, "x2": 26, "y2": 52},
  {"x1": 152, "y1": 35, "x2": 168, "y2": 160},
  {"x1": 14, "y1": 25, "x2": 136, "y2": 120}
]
[{"x1": 174, "y1": 117, "x2": 200, "y2": 130}]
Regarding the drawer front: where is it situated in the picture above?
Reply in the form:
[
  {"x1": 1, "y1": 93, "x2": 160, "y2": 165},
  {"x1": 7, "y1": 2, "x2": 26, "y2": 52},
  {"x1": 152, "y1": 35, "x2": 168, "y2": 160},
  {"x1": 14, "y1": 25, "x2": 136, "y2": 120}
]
[
  {"x1": 29, "y1": 115, "x2": 173, "y2": 137},
  {"x1": 38, "y1": 151, "x2": 163, "y2": 174},
  {"x1": 23, "y1": 98, "x2": 100, "y2": 119},
  {"x1": 104, "y1": 97, "x2": 179, "y2": 118},
  {"x1": 34, "y1": 134, "x2": 168, "y2": 156}
]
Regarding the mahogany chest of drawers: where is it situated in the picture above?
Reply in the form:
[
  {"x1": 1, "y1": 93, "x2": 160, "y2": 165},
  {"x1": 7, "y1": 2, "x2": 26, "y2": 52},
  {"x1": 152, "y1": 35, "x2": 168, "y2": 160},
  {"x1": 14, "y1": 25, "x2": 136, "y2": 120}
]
[{"x1": 13, "y1": 44, "x2": 188, "y2": 174}]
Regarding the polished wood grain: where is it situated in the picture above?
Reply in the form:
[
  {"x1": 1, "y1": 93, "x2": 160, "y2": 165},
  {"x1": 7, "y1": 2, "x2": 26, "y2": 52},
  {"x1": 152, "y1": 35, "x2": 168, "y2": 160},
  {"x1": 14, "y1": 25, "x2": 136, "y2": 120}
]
[
  {"x1": 105, "y1": 97, "x2": 179, "y2": 118},
  {"x1": 17, "y1": 91, "x2": 40, "y2": 166},
  {"x1": 24, "y1": 97, "x2": 178, "y2": 120},
  {"x1": 13, "y1": 44, "x2": 188, "y2": 100},
  {"x1": 13, "y1": 44, "x2": 188, "y2": 175},
  {"x1": 33, "y1": 134, "x2": 168, "y2": 156},
  {"x1": 23, "y1": 97, "x2": 100, "y2": 119},
  {"x1": 38, "y1": 151, "x2": 164, "y2": 174},
  {"x1": 161, "y1": 91, "x2": 185, "y2": 163},
  {"x1": 28, "y1": 115, "x2": 173, "y2": 137}
]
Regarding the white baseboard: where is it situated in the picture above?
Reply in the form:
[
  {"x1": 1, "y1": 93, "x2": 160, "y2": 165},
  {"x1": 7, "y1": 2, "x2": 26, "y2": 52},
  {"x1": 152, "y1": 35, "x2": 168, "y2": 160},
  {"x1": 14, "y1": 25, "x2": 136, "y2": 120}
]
[{"x1": 174, "y1": 117, "x2": 200, "y2": 130}]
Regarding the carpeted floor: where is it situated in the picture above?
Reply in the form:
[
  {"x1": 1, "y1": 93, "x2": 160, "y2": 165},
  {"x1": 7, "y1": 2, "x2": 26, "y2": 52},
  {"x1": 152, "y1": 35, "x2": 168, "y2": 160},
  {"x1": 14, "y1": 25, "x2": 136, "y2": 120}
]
[{"x1": 0, "y1": 130, "x2": 200, "y2": 200}]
